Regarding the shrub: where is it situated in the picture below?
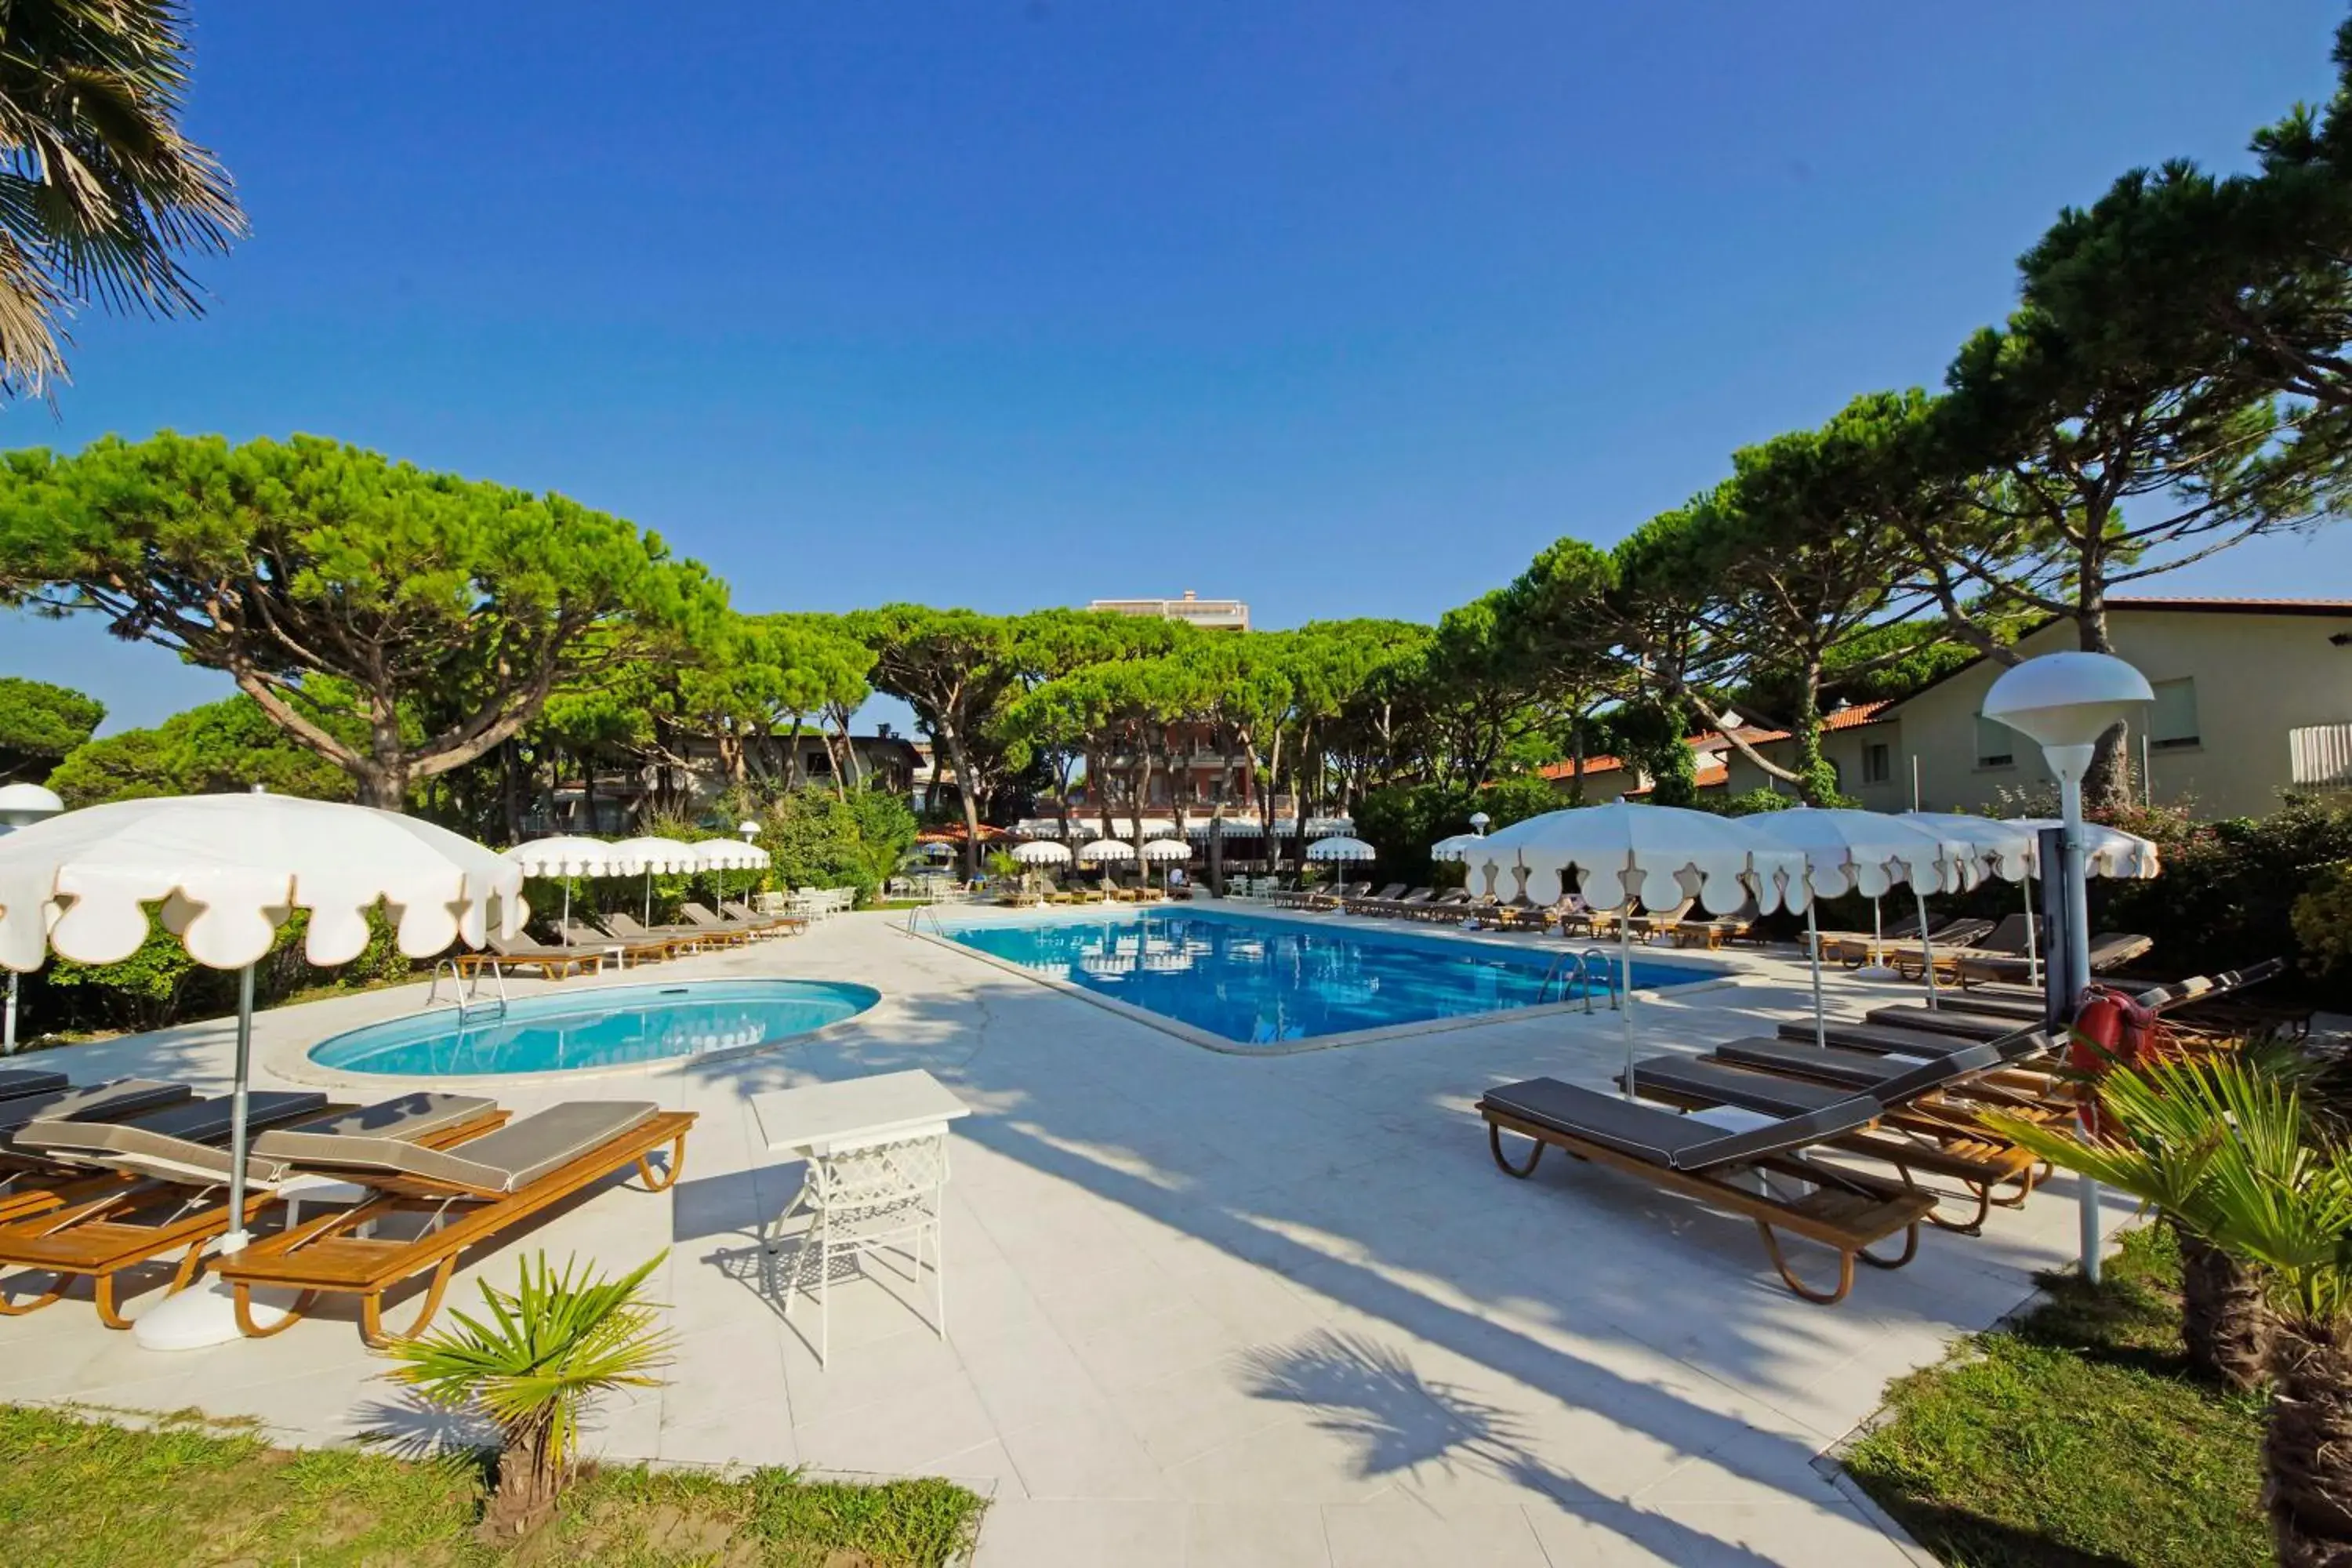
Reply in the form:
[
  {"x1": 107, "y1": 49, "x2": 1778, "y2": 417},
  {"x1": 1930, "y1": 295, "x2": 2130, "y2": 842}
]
[
  {"x1": 752, "y1": 786, "x2": 915, "y2": 906},
  {"x1": 1354, "y1": 776, "x2": 1560, "y2": 889},
  {"x1": 2292, "y1": 862, "x2": 2352, "y2": 984},
  {"x1": 2096, "y1": 797, "x2": 2352, "y2": 1007},
  {"x1": 384, "y1": 1251, "x2": 672, "y2": 1541},
  {"x1": 21, "y1": 905, "x2": 418, "y2": 1038}
]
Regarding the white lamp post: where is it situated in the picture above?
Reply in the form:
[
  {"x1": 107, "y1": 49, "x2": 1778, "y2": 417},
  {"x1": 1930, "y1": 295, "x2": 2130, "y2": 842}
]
[
  {"x1": 1468, "y1": 811, "x2": 1490, "y2": 836},
  {"x1": 1983, "y1": 651, "x2": 2153, "y2": 1286},
  {"x1": 0, "y1": 783, "x2": 65, "y2": 1054}
]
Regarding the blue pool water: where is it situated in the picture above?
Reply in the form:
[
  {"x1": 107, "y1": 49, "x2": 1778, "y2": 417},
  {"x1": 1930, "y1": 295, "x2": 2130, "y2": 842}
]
[
  {"x1": 308, "y1": 979, "x2": 880, "y2": 1076},
  {"x1": 936, "y1": 909, "x2": 1711, "y2": 1046}
]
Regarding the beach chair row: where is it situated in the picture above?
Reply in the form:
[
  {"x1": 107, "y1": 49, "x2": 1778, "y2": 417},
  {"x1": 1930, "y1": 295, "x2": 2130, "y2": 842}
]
[
  {"x1": 1474, "y1": 960, "x2": 2276, "y2": 1305},
  {"x1": 0, "y1": 1068, "x2": 692, "y2": 1343}
]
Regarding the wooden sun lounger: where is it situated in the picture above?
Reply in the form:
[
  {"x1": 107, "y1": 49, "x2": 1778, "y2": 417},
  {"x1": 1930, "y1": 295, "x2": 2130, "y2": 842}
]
[
  {"x1": 560, "y1": 920, "x2": 677, "y2": 965},
  {"x1": 456, "y1": 934, "x2": 605, "y2": 980},
  {"x1": 1955, "y1": 933, "x2": 2151, "y2": 987},
  {"x1": 723, "y1": 899, "x2": 808, "y2": 935},
  {"x1": 1820, "y1": 918, "x2": 1995, "y2": 967},
  {"x1": 0, "y1": 1079, "x2": 196, "y2": 1222},
  {"x1": 603, "y1": 911, "x2": 746, "y2": 951},
  {"x1": 216, "y1": 1101, "x2": 695, "y2": 1345},
  {"x1": 0, "y1": 1090, "x2": 349, "y2": 1327},
  {"x1": 1478, "y1": 1079, "x2": 1935, "y2": 1304},
  {"x1": 1626, "y1": 1040, "x2": 2052, "y2": 1232}
]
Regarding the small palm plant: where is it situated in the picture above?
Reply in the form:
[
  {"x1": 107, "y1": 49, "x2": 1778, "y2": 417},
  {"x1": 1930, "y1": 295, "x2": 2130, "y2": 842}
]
[
  {"x1": 384, "y1": 1250, "x2": 673, "y2": 1540},
  {"x1": 1987, "y1": 1055, "x2": 2279, "y2": 1390},
  {"x1": 1988, "y1": 1061, "x2": 2352, "y2": 1566}
]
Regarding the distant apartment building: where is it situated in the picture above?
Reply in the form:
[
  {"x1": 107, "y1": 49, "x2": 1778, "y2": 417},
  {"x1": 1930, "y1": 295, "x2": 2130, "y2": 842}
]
[{"x1": 1087, "y1": 590, "x2": 1250, "y2": 633}]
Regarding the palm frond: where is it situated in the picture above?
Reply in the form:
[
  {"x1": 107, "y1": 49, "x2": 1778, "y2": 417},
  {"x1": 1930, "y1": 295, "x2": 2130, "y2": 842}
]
[
  {"x1": 383, "y1": 1250, "x2": 674, "y2": 1460},
  {"x1": 0, "y1": 0, "x2": 245, "y2": 397}
]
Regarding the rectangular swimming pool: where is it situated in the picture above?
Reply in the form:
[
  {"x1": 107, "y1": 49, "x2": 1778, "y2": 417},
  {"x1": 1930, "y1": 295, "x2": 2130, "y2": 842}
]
[{"x1": 931, "y1": 906, "x2": 1717, "y2": 1048}]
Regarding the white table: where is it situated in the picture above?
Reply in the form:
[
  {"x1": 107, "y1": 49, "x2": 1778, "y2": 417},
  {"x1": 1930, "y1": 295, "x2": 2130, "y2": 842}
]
[
  {"x1": 751, "y1": 1070, "x2": 973, "y2": 1364},
  {"x1": 750, "y1": 1069, "x2": 973, "y2": 1158}
]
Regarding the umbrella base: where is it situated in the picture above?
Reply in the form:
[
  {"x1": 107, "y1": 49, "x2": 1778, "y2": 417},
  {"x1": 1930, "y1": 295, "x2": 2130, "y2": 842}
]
[
  {"x1": 1854, "y1": 964, "x2": 1901, "y2": 981},
  {"x1": 134, "y1": 1277, "x2": 303, "y2": 1351}
]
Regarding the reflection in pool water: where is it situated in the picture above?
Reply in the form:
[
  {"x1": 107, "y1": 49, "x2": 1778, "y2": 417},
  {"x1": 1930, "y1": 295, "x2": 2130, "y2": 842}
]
[{"x1": 938, "y1": 909, "x2": 1709, "y2": 1046}]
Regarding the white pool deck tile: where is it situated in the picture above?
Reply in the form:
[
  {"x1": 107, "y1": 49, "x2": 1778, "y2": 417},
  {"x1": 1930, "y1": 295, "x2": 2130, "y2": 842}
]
[{"x1": 0, "y1": 904, "x2": 2118, "y2": 1566}]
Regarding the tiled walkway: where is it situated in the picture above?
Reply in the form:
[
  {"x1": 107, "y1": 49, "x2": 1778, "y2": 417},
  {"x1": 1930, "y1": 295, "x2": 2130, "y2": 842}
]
[{"x1": 0, "y1": 906, "x2": 2107, "y2": 1565}]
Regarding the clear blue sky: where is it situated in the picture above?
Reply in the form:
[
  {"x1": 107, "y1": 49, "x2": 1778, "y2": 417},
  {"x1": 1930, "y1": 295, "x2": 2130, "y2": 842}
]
[{"x1": 5, "y1": 1, "x2": 2348, "y2": 733}]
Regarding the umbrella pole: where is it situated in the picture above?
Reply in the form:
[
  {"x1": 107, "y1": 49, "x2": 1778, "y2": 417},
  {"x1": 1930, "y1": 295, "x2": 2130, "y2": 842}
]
[
  {"x1": 644, "y1": 869, "x2": 654, "y2": 928},
  {"x1": 222, "y1": 964, "x2": 256, "y2": 1254},
  {"x1": 1915, "y1": 887, "x2": 1939, "y2": 1008},
  {"x1": 1870, "y1": 898, "x2": 1882, "y2": 967},
  {"x1": 3, "y1": 972, "x2": 16, "y2": 1055},
  {"x1": 1807, "y1": 902, "x2": 1825, "y2": 1050},
  {"x1": 1619, "y1": 913, "x2": 1635, "y2": 1102},
  {"x1": 561, "y1": 879, "x2": 572, "y2": 946},
  {"x1": 2023, "y1": 874, "x2": 2039, "y2": 987}
]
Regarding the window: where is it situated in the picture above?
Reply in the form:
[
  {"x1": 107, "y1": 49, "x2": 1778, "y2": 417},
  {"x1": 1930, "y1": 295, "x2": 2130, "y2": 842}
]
[
  {"x1": 1975, "y1": 714, "x2": 2015, "y2": 769},
  {"x1": 2150, "y1": 677, "x2": 2201, "y2": 750},
  {"x1": 1860, "y1": 742, "x2": 1892, "y2": 785}
]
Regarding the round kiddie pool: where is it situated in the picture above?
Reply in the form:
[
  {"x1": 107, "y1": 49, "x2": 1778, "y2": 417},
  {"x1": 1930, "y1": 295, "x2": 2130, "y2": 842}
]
[{"x1": 307, "y1": 978, "x2": 880, "y2": 1078}]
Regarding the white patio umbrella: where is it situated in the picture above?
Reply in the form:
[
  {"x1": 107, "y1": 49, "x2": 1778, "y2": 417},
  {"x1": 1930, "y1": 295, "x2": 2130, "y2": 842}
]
[
  {"x1": 1139, "y1": 839, "x2": 1192, "y2": 861},
  {"x1": 1745, "y1": 809, "x2": 1977, "y2": 1047},
  {"x1": 1305, "y1": 835, "x2": 1376, "y2": 862},
  {"x1": 604, "y1": 835, "x2": 696, "y2": 926},
  {"x1": 1430, "y1": 832, "x2": 1483, "y2": 862},
  {"x1": 1473, "y1": 804, "x2": 1806, "y2": 1099},
  {"x1": 688, "y1": 837, "x2": 769, "y2": 908},
  {"x1": 2013, "y1": 818, "x2": 2160, "y2": 880},
  {"x1": 0, "y1": 794, "x2": 523, "y2": 1348},
  {"x1": 1076, "y1": 836, "x2": 1134, "y2": 892},
  {"x1": 1897, "y1": 813, "x2": 2038, "y2": 996},
  {"x1": 1011, "y1": 839, "x2": 1073, "y2": 866},
  {"x1": 501, "y1": 835, "x2": 619, "y2": 944}
]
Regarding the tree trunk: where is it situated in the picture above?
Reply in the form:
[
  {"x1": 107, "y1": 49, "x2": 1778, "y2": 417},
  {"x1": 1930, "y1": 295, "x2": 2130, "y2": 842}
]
[
  {"x1": 2072, "y1": 602, "x2": 2135, "y2": 815},
  {"x1": 1569, "y1": 714, "x2": 1587, "y2": 806},
  {"x1": 2265, "y1": 1318, "x2": 2352, "y2": 1566},
  {"x1": 478, "y1": 1414, "x2": 565, "y2": 1543},
  {"x1": 2176, "y1": 1224, "x2": 2272, "y2": 1392},
  {"x1": 500, "y1": 740, "x2": 524, "y2": 844},
  {"x1": 935, "y1": 722, "x2": 986, "y2": 882},
  {"x1": 1790, "y1": 664, "x2": 1833, "y2": 806}
]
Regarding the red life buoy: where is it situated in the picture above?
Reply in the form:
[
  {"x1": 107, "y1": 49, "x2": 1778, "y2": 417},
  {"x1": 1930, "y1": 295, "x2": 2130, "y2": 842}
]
[{"x1": 2069, "y1": 985, "x2": 2158, "y2": 1139}]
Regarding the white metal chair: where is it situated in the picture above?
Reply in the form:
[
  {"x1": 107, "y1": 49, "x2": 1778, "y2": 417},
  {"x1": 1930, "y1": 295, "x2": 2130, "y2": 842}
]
[{"x1": 764, "y1": 1131, "x2": 948, "y2": 1367}]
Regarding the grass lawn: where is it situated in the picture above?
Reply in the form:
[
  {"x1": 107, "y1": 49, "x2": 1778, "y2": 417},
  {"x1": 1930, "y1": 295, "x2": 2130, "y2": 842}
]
[
  {"x1": 0, "y1": 1403, "x2": 986, "y2": 1567},
  {"x1": 1842, "y1": 1225, "x2": 2269, "y2": 1568}
]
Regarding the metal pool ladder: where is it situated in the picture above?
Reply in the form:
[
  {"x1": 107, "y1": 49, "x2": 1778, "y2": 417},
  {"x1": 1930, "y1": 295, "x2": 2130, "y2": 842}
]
[
  {"x1": 1536, "y1": 948, "x2": 1623, "y2": 1013},
  {"x1": 426, "y1": 957, "x2": 509, "y2": 1025}
]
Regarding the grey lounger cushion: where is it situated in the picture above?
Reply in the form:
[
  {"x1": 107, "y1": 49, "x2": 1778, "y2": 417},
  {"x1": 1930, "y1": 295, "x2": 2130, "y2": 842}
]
[
  {"x1": 1481, "y1": 1076, "x2": 1879, "y2": 1171},
  {"x1": 249, "y1": 1092, "x2": 501, "y2": 1166},
  {"x1": 1686, "y1": 1039, "x2": 2020, "y2": 1109},
  {"x1": 16, "y1": 1091, "x2": 331, "y2": 1181},
  {"x1": 1628, "y1": 1057, "x2": 1854, "y2": 1119},
  {"x1": 0, "y1": 1067, "x2": 69, "y2": 1102},
  {"x1": 267, "y1": 1099, "x2": 658, "y2": 1195},
  {"x1": 0, "y1": 1079, "x2": 191, "y2": 1143},
  {"x1": 1711, "y1": 1036, "x2": 1918, "y2": 1091},
  {"x1": 1778, "y1": 1019, "x2": 1984, "y2": 1057},
  {"x1": 1864, "y1": 1006, "x2": 2016, "y2": 1040}
]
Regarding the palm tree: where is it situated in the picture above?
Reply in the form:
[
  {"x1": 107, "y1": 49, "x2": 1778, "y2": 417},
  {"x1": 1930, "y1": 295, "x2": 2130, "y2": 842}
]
[
  {"x1": 1992, "y1": 1061, "x2": 2352, "y2": 1566},
  {"x1": 1987, "y1": 1057, "x2": 2277, "y2": 1390},
  {"x1": 0, "y1": 0, "x2": 244, "y2": 399},
  {"x1": 384, "y1": 1251, "x2": 672, "y2": 1541}
]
